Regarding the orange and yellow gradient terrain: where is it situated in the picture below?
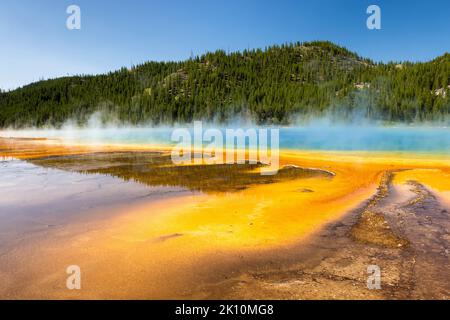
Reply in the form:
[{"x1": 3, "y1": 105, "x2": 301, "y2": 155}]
[{"x1": 0, "y1": 137, "x2": 449, "y2": 299}]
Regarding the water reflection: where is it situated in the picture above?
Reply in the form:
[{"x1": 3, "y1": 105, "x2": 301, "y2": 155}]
[
  {"x1": 0, "y1": 158, "x2": 191, "y2": 249},
  {"x1": 29, "y1": 152, "x2": 334, "y2": 193}
]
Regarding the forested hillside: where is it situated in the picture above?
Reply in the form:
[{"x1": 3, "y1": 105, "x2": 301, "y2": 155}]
[{"x1": 0, "y1": 41, "x2": 449, "y2": 128}]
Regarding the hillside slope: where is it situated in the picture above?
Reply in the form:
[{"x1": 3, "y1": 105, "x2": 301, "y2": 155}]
[{"x1": 0, "y1": 41, "x2": 449, "y2": 128}]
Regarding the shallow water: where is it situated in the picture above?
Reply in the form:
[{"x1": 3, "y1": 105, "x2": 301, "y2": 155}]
[
  {"x1": 0, "y1": 158, "x2": 191, "y2": 249},
  {"x1": 2, "y1": 125, "x2": 450, "y2": 153}
]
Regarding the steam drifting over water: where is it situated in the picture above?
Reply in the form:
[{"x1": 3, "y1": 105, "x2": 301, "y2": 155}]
[{"x1": 1, "y1": 123, "x2": 450, "y2": 153}]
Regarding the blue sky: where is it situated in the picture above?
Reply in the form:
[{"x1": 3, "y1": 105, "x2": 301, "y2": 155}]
[{"x1": 1, "y1": 0, "x2": 449, "y2": 90}]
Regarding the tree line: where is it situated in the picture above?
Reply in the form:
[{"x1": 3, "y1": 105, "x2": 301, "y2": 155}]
[{"x1": 0, "y1": 41, "x2": 449, "y2": 128}]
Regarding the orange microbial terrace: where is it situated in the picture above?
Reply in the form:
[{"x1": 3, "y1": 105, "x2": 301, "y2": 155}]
[{"x1": 1, "y1": 137, "x2": 449, "y2": 299}]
